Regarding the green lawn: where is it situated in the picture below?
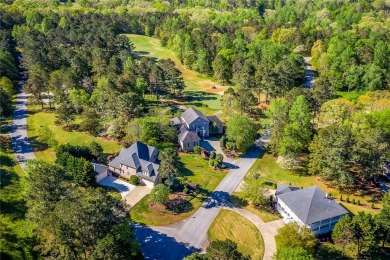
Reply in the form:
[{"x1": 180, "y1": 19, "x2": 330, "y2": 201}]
[
  {"x1": 208, "y1": 209, "x2": 264, "y2": 260},
  {"x1": 125, "y1": 34, "x2": 224, "y2": 112},
  {"x1": 131, "y1": 153, "x2": 228, "y2": 225},
  {"x1": 336, "y1": 91, "x2": 364, "y2": 102},
  {"x1": 250, "y1": 153, "x2": 380, "y2": 215},
  {"x1": 230, "y1": 192, "x2": 280, "y2": 223},
  {"x1": 27, "y1": 104, "x2": 122, "y2": 163},
  {"x1": 0, "y1": 149, "x2": 36, "y2": 259}
]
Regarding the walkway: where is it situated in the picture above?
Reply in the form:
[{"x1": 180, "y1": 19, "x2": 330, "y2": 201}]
[
  {"x1": 224, "y1": 206, "x2": 284, "y2": 260},
  {"x1": 10, "y1": 88, "x2": 35, "y2": 169},
  {"x1": 134, "y1": 140, "x2": 264, "y2": 259}
]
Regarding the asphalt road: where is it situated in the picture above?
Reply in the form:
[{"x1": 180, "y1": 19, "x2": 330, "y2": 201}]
[
  {"x1": 304, "y1": 57, "x2": 315, "y2": 90},
  {"x1": 134, "y1": 140, "x2": 264, "y2": 259},
  {"x1": 10, "y1": 88, "x2": 36, "y2": 169}
]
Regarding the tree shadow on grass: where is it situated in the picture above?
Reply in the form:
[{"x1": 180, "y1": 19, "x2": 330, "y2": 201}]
[
  {"x1": 133, "y1": 223, "x2": 200, "y2": 260},
  {"x1": 26, "y1": 136, "x2": 48, "y2": 152},
  {"x1": 228, "y1": 194, "x2": 249, "y2": 208}
]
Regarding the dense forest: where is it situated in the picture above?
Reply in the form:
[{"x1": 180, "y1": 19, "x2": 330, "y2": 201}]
[{"x1": 1, "y1": 0, "x2": 390, "y2": 259}]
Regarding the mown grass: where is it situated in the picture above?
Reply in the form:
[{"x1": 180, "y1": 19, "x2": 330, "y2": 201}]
[
  {"x1": 249, "y1": 153, "x2": 380, "y2": 215},
  {"x1": 125, "y1": 34, "x2": 224, "y2": 111},
  {"x1": 130, "y1": 153, "x2": 228, "y2": 225},
  {"x1": 230, "y1": 192, "x2": 280, "y2": 223},
  {"x1": 27, "y1": 104, "x2": 121, "y2": 163},
  {"x1": 208, "y1": 209, "x2": 264, "y2": 260},
  {"x1": 0, "y1": 149, "x2": 37, "y2": 259}
]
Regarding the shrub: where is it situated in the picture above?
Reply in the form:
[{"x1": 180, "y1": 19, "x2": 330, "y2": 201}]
[
  {"x1": 371, "y1": 203, "x2": 375, "y2": 209},
  {"x1": 209, "y1": 151, "x2": 216, "y2": 160},
  {"x1": 215, "y1": 153, "x2": 224, "y2": 164},
  {"x1": 37, "y1": 125, "x2": 58, "y2": 147},
  {"x1": 183, "y1": 187, "x2": 189, "y2": 194},
  {"x1": 346, "y1": 197, "x2": 350, "y2": 203},
  {"x1": 130, "y1": 175, "x2": 138, "y2": 185},
  {"x1": 150, "y1": 184, "x2": 170, "y2": 205},
  {"x1": 357, "y1": 200, "x2": 360, "y2": 205},
  {"x1": 193, "y1": 146, "x2": 201, "y2": 154},
  {"x1": 220, "y1": 135, "x2": 227, "y2": 148},
  {"x1": 352, "y1": 199, "x2": 356, "y2": 204},
  {"x1": 340, "y1": 195, "x2": 343, "y2": 201},
  {"x1": 209, "y1": 159, "x2": 219, "y2": 168}
]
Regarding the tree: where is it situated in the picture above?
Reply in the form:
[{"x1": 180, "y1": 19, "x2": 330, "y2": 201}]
[
  {"x1": 332, "y1": 215, "x2": 354, "y2": 256},
  {"x1": 158, "y1": 148, "x2": 182, "y2": 184},
  {"x1": 206, "y1": 240, "x2": 249, "y2": 260},
  {"x1": 267, "y1": 98, "x2": 289, "y2": 154},
  {"x1": 242, "y1": 179, "x2": 269, "y2": 209},
  {"x1": 150, "y1": 184, "x2": 170, "y2": 205},
  {"x1": 274, "y1": 247, "x2": 314, "y2": 260},
  {"x1": 79, "y1": 109, "x2": 101, "y2": 136},
  {"x1": 37, "y1": 125, "x2": 58, "y2": 148},
  {"x1": 226, "y1": 114, "x2": 257, "y2": 152},
  {"x1": 278, "y1": 95, "x2": 312, "y2": 159},
  {"x1": 212, "y1": 54, "x2": 232, "y2": 84},
  {"x1": 275, "y1": 223, "x2": 316, "y2": 255},
  {"x1": 89, "y1": 141, "x2": 104, "y2": 162},
  {"x1": 116, "y1": 92, "x2": 143, "y2": 121},
  {"x1": 309, "y1": 125, "x2": 354, "y2": 188},
  {"x1": 24, "y1": 160, "x2": 66, "y2": 220}
]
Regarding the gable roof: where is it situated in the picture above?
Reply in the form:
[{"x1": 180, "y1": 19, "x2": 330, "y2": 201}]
[
  {"x1": 92, "y1": 162, "x2": 108, "y2": 177},
  {"x1": 207, "y1": 115, "x2": 224, "y2": 126},
  {"x1": 181, "y1": 107, "x2": 209, "y2": 125},
  {"x1": 178, "y1": 130, "x2": 201, "y2": 143},
  {"x1": 108, "y1": 141, "x2": 159, "y2": 170},
  {"x1": 277, "y1": 185, "x2": 348, "y2": 225}
]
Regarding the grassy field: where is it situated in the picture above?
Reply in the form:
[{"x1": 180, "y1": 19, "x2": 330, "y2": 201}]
[
  {"x1": 27, "y1": 104, "x2": 122, "y2": 163},
  {"x1": 249, "y1": 153, "x2": 380, "y2": 215},
  {"x1": 131, "y1": 153, "x2": 228, "y2": 225},
  {"x1": 208, "y1": 209, "x2": 264, "y2": 260},
  {"x1": 125, "y1": 34, "x2": 224, "y2": 112},
  {"x1": 230, "y1": 192, "x2": 280, "y2": 223},
  {"x1": 0, "y1": 149, "x2": 36, "y2": 259}
]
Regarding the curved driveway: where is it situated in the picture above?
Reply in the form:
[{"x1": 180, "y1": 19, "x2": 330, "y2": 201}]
[
  {"x1": 134, "y1": 140, "x2": 266, "y2": 259},
  {"x1": 11, "y1": 88, "x2": 36, "y2": 169}
]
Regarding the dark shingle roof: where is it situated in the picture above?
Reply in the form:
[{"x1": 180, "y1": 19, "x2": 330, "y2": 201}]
[
  {"x1": 170, "y1": 117, "x2": 182, "y2": 126},
  {"x1": 92, "y1": 162, "x2": 108, "y2": 177},
  {"x1": 178, "y1": 130, "x2": 201, "y2": 143},
  {"x1": 207, "y1": 115, "x2": 224, "y2": 126},
  {"x1": 277, "y1": 185, "x2": 349, "y2": 225},
  {"x1": 181, "y1": 107, "x2": 209, "y2": 124},
  {"x1": 108, "y1": 141, "x2": 159, "y2": 170},
  {"x1": 275, "y1": 184, "x2": 300, "y2": 195}
]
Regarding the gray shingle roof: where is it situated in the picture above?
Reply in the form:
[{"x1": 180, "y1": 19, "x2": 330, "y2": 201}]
[
  {"x1": 170, "y1": 117, "x2": 182, "y2": 126},
  {"x1": 207, "y1": 115, "x2": 224, "y2": 126},
  {"x1": 181, "y1": 107, "x2": 209, "y2": 125},
  {"x1": 277, "y1": 185, "x2": 349, "y2": 225},
  {"x1": 275, "y1": 184, "x2": 300, "y2": 195},
  {"x1": 178, "y1": 130, "x2": 201, "y2": 143},
  {"x1": 92, "y1": 162, "x2": 108, "y2": 177},
  {"x1": 108, "y1": 141, "x2": 159, "y2": 170}
]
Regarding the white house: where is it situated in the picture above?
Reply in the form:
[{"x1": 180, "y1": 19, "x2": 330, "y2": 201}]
[{"x1": 275, "y1": 184, "x2": 349, "y2": 236}]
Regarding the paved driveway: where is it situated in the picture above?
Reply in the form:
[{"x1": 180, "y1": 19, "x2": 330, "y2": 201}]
[
  {"x1": 134, "y1": 140, "x2": 265, "y2": 259},
  {"x1": 124, "y1": 186, "x2": 151, "y2": 207},
  {"x1": 98, "y1": 176, "x2": 135, "y2": 198}
]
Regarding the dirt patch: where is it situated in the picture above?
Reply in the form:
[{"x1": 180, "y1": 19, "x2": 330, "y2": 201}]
[{"x1": 149, "y1": 201, "x2": 166, "y2": 212}]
